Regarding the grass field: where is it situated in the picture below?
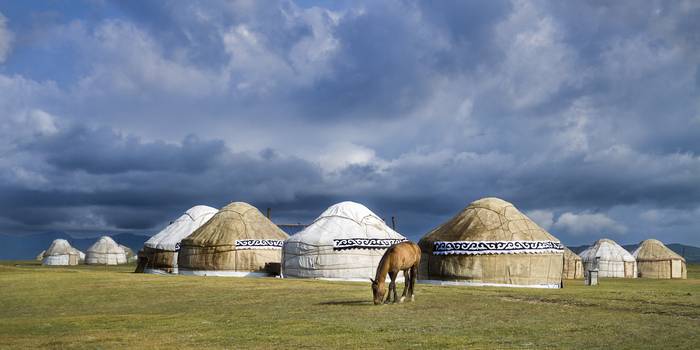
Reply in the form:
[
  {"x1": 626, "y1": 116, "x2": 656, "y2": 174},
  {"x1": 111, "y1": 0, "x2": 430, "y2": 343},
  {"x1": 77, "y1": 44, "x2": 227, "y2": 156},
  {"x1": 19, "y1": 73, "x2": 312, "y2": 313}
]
[{"x1": 1, "y1": 262, "x2": 698, "y2": 349}]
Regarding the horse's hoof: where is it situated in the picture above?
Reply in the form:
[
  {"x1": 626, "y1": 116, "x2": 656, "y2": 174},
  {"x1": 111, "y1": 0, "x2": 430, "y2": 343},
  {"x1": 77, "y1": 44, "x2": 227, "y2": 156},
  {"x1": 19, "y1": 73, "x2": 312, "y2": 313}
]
[
  {"x1": 411, "y1": 296, "x2": 415, "y2": 302},
  {"x1": 399, "y1": 297, "x2": 405, "y2": 303}
]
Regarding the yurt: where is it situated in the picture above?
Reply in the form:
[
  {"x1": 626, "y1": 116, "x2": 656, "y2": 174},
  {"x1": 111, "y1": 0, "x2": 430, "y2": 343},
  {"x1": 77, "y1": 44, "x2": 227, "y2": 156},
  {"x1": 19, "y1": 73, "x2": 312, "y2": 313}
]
[
  {"x1": 579, "y1": 239, "x2": 636, "y2": 278},
  {"x1": 282, "y1": 201, "x2": 406, "y2": 281},
  {"x1": 75, "y1": 249, "x2": 85, "y2": 262},
  {"x1": 632, "y1": 239, "x2": 686, "y2": 279},
  {"x1": 119, "y1": 245, "x2": 138, "y2": 263},
  {"x1": 85, "y1": 236, "x2": 128, "y2": 265},
  {"x1": 562, "y1": 247, "x2": 584, "y2": 279},
  {"x1": 177, "y1": 202, "x2": 289, "y2": 277},
  {"x1": 35, "y1": 250, "x2": 45, "y2": 261},
  {"x1": 138, "y1": 205, "x2": 218, "y2": 274},
  {"x1": 418, "y1": 197, "x2": 564, "y2": 288},
  {"x1": 42, "y1": 239, "x2": 80, "y2": 266}
]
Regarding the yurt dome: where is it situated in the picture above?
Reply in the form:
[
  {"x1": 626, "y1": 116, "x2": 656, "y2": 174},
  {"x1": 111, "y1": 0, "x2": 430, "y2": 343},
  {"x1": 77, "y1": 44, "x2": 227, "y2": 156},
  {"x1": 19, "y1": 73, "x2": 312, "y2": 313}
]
[
  {"x1": 283, "y1": 201, "x2": 406, "y2": 281},
  {"x1": 562, "y1": 247, "x2": 583, "y2": 279},
  {"x1": 418, "y1": 197, "x2": 564, "y2": 288},
  {"x1": 579, "y1": 239, "x2": 636, "y2": 278},
  {"x1": 85, "y1": 236, "x2": 128, "y2": 265},
  {"x1": 137, "y1": 205, "x2": 218, "y2": 274},
  {"x1": 42, "y1": 239, "x2": 80, "y2": 266},
  {"x1": 632, "y1": 239, "x2": 686, "y2": 279},
  {"x1": 177, "y1": 202, "x2": 289, "y2": 277}
]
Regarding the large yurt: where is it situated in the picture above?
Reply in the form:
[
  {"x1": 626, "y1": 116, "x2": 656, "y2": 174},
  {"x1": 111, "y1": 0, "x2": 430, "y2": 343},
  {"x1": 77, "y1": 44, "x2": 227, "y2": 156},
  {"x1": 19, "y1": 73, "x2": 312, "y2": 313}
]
[
  {"x1": 177, "y1": 202, "x2": 289, "y2": 277},
  {"x1": 632, "y1": 239, "x2": 686, "y2": 279},
  {"x1": 562, "y1": 247, "x2": 584, "y2": 279},
  {"x1": 42, "y1": 239, "x2": 80, "y2": 266},
  {"x1": 282, "y1": 201, "x2": 406, "y2": 281},
  {"x1": 85, "y1": 236, "x2": 128, "y2": 265},
  {"x1": 418, "y1": 197, "x2": 565, "y2": 288},
  {"x1": 579, "y1": 239, "x2": 636, "y2": 278},
  {"x1": 137, "y1": 205, "x2": 218, "y2": 274}
]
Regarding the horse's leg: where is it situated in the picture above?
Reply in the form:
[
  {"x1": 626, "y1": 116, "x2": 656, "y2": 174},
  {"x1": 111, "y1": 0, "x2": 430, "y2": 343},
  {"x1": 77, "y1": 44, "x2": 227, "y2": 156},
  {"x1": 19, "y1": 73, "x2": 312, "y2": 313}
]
[
  {"x1": 391, "y1": 271, "x2": 399, "y2": 303},
  {"x1": 409, "y1": 264, "x2": 417, "y2": 302},
  {"x1": 384, "y1": 271, "x2": 395, "y2": 304},
  {"x1": 400, "y1": 269, "x2": 409, "y2": 303}
]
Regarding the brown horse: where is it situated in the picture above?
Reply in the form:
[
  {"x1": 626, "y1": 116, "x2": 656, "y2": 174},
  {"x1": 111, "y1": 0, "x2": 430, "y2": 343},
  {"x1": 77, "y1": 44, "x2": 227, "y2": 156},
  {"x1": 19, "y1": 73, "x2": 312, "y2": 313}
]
[{"x1": 370, "y1": 241, "x2": 421, "y2": 305}]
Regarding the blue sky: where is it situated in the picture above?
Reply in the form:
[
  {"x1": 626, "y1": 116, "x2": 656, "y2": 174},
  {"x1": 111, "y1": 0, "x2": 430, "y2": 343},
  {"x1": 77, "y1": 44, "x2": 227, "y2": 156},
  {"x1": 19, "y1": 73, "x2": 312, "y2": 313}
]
[{"x1": 0, "y1": 0, "x2": 698, "y2": 246}]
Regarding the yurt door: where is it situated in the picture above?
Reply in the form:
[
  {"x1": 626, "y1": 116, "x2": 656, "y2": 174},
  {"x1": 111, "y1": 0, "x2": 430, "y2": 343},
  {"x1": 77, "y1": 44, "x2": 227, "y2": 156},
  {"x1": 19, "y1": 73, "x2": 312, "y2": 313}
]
[
  {"x1": 624, "y1": 262, "x2": 634, "y2": 278},
  {"x1": 671, "y1": 260, "x2": 682, "y2": 278}
]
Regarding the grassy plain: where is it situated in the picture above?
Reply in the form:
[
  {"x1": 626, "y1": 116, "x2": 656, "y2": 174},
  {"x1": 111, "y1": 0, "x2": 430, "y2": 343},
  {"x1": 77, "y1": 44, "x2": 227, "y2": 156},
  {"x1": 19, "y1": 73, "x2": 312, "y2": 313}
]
[{"x1": 0, "y1": 262, "x2": 698, "y2": 349}]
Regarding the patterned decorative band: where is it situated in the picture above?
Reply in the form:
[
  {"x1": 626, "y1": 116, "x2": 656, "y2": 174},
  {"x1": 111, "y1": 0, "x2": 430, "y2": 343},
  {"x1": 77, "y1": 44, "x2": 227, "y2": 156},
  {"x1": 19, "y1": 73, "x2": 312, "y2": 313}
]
[
  {"x1": 333, "y1": 238, "x2": 406, "y2": 250},
  {"x1": 235, "y1": 239, "x2": 284, "y2": 250},
  {"x1": 432, "y1": 240, "x2": 564, "y2": 255}
]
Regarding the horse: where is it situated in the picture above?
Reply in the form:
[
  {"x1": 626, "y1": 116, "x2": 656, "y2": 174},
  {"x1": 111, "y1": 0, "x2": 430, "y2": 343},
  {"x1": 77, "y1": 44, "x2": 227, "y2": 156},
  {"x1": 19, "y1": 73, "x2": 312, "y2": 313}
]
[{"x1": 370, "y1": 241, "x2": 421, "y2": 305}]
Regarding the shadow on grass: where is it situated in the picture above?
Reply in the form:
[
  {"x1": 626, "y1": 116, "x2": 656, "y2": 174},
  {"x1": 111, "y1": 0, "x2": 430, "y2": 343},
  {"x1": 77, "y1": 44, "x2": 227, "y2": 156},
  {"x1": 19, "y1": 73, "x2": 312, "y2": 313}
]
[{"x1": 317, "y1": 300, "x2": 373, "y2": 306}]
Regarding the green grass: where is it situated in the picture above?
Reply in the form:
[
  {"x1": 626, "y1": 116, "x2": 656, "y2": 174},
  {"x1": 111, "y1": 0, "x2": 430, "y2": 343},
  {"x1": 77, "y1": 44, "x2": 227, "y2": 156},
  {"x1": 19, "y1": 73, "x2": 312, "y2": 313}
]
[{"x1": 1, "y1": 262, "x2": 698, "y2": 349}]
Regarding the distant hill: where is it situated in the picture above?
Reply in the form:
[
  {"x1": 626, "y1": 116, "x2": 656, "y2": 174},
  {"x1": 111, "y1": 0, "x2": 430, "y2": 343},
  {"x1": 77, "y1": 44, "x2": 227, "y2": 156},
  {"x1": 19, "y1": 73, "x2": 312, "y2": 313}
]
[
  {"x1": 0, "y1": 231, "x2": 148, "y2": 260},
  {"x1": 568, "y1": 243, "x2": 700, "y2": 263}
]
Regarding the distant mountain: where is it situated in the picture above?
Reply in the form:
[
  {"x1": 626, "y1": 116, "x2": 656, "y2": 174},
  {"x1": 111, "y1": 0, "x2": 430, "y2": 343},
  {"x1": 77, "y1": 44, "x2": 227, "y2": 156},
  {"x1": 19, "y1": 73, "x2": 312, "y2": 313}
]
[
  {"x1": 0, "y1": 231, "x2": 148, "y2": 260},
  {"x1": 568, "y1": 243, "x2": 700, "y2": 263}
]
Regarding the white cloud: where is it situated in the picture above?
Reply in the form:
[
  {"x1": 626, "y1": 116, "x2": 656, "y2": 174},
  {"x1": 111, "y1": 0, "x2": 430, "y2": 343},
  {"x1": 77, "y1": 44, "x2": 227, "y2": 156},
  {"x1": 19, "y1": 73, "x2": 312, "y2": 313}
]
[
  {"x1": 0, "y1": 12, "x2": 13, "y2": 63},
  {"x1": 317, "y1": 142, "x2": 379, "y2": 173},
  {"x1": 526, "y1": 209, "x2": 554, "y2": 230},
  {"x1": 553, "y1": 211, "x2": 627, "y2": 235}
]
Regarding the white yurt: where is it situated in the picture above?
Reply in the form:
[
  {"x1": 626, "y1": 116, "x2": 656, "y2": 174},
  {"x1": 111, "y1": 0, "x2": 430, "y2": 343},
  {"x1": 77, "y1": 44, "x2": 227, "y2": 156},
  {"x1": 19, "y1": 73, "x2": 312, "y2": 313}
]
[
  {"x1": 138, "y1": 205, "x2": 218, "y2": 274},
  {"x1": 579, "y1": 239, "x2": 636, "y2": 278},
  {"x1": 85, "y1": 236, "x2": 128, "y2": 265},
  {"x1": 42, "y1": 239, "x2": 80, "y2": 266},
  {"x1": 282, "y1": 201, "x2": 406, "y2": 281}
]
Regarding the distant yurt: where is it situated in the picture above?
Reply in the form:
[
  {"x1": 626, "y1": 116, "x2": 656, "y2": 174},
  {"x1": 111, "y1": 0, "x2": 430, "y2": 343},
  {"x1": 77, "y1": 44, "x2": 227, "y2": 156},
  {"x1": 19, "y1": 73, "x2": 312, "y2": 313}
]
[
  {"x1": 579, "y1": 239, "x2": 636, "y2": 278},
  {"x1": 283, "y1": 201, "x2": 406, "y2": 281},
  {"x1": 75, "y1": 249, "x2": 85, "y2": 262},
  {"x1": 85, "y1": 236, "x2": 128, "y2": 265},
  {"x1": 35, "y1": 250, "x2": 45, "y2": 261},
  {"x1": 562, "y1": 247, "x2": 584, "y2": 279},
  {"x1": 137, "y1": 205, "x2": 218, "y2": 274},
  {"x1": 632, "y1": 239, "x2": 686, "y2": 279},
  {"x1": 177, "y1": 202, "x2": 289, "y2": 277},
  {"x1": 119, "y1": 245, "x2": 138, "y2": 263},
  {"x1": 418, "y1": 197, "x2": 565, "y2": 288},
  {"x1": 42, "y1": 239, "x2": 80, "y2": 266}
]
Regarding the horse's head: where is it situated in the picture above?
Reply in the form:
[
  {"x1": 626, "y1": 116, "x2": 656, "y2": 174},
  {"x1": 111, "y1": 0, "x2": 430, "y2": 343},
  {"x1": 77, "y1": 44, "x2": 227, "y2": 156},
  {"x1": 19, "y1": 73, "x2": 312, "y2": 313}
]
[{"x1": 370, "y1": 278, "x2": 385, "y2": 305}]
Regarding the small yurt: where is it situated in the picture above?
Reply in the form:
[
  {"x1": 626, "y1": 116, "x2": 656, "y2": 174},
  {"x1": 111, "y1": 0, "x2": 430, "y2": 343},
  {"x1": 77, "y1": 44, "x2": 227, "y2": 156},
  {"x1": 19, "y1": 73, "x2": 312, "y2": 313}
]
[
  {"x1": 42, "y1": 239, "x2": 80, "y2": 266},
  {"x1": 632, "y1": 239, "x2": 686, "y2": 279},
  {"x1": 562, "y1": 247, "x2": 584, "y2": 279},
  {"x1": 418, "y1": 197, "x2": 564, "y2": 288},
  {"x1": 579, "y1": 239, "x2": 636, "y2": 278},
  {"x1": 177, "y1": 202, "x2": 289, "y2": 277},
  {"x1": 119, "y1": 245, "x2": 138, "y2": 263},
  {"x1": 137, "y1": 205, "x2": 218, "y2": 274},
  {"x1": 85, "y1": 236, "x2": 128, "y2": 265},
  {"x1": 282, "y1": 201, "x2": 406, "y2": 281}
]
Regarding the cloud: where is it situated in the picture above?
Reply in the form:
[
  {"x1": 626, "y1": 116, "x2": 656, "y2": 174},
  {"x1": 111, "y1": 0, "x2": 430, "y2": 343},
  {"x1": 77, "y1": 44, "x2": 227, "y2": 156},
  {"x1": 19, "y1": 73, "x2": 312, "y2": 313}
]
[
  {"x1": 526, "y1": 210, "x2": 554, "y2": 230},
  {"x1": 0, "y1": 12, "x2": 13, "y2": 63},
  {"x1": 552, "y1": 211, "x2": 627, "y2": 236}
]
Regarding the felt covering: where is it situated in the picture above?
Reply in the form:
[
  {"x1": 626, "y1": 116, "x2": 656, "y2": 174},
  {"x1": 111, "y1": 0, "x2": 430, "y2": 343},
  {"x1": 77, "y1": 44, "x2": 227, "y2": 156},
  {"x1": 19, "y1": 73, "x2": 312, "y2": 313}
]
[
  {"x1": 418, "y1": 197, "x2": 564, "y2": 288},
  {"x1": 632, "y1": 239, "x2": 686, "y2": 279},
  {"x1": 282, "y1": 201, "x2": 406, "y2": 280},
  {"x1": 85, "y1": 236, "x2": 128, "y2": 265},
  {"x1": 562, "y1": 247, "x2": 584, "y2": 279},
  {"x1": 42, "y1": 239, "x2": 80, "y2": 266},
  {"x1": 579, "y1": 239, "x2": 637, "y2": 278},
  {"x1": 178, "y1": 202, "x2": 289, "y2": 275}
]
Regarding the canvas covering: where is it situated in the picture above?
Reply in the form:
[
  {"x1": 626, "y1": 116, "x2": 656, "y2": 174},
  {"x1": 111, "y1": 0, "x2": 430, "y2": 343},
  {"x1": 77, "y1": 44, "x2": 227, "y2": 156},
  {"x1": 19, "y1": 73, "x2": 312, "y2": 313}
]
[
  {"x1": 579, "y1": 239, "x2": 636, "y2": 278},
  {"x1": 42, "y1": 239, "x2": 80, "y2": 266},
  {"x1": 85, "y1": 236, "x2": 128, "y2": 265},
  {"x1": 139, "y1": 205, "x2": 217, "y2": 273},
  {"x1": 178, "y1": 202, "x2": 289, "y2": 275},
  {"x1": 562, "y1": 247, "x2": 583, "y2": 279},
  {"x1": 418, "y1": 197, "x2": 564, "y2": 288},
  {"x1": 632, "y1": 239, "x2": 686, "y2": 279},
  {"x1": 282, "y1": 201, "x2": 406, "y2": 280}
]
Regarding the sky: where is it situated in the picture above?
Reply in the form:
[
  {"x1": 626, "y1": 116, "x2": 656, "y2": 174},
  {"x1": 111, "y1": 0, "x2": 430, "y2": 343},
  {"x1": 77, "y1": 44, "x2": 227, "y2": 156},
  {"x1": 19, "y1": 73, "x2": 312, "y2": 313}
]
[{"x1": 0, "y1": 0, "x2": 698, "y2": 246}]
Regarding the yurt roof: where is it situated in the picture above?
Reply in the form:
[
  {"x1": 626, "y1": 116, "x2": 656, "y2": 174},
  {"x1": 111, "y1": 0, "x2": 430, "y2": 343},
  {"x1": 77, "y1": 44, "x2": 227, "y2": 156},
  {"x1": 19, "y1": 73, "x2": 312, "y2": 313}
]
[
  {"x1": 632, "y1": 239, "x2": 684, "y2": 262},
  {"x1": 183, "y1": 202, "x2": 288, "y2": 247},
  {"x1": 579, "y1": 238, "x2": 635, "y2": 262},
  {"x1": 44, "y1": 239, "x2": 78, "y2": 256},
  {"x1": 144, "y1": 205, "x2": 218, "y2": 251},
  {"x1": 420, "y1": 197, "x2": 560, "y2": 244},
  {"x1": 563, "y1": 246, "x2": 582, "y2": 261},
  {"x1": 87, "y1": 236, "x2": 126, "y2": 254},
  {"x1": 286, "y1": 201, "x2": 405, "y2": 245}
]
